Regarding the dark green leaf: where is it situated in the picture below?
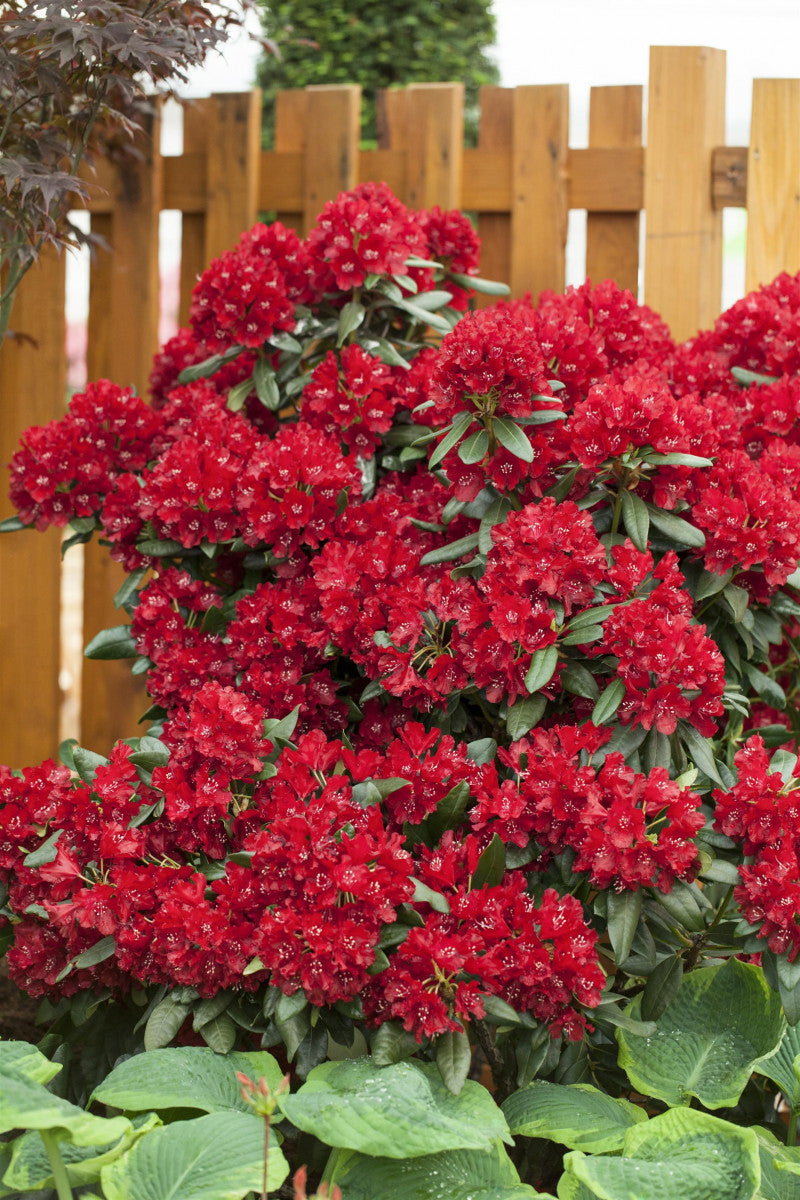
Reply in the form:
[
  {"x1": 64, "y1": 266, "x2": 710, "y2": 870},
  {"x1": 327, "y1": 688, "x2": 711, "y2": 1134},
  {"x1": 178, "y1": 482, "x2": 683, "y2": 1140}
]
[
  {"x1": 620, "y1": 489, "x2": 650, "y2": 551},
  {"x1": 677, "y1": 720, "x2": 724, "y2": 785},
  {"x1": 253, "y1": 358, "x2": 281, "y2": 409},
  {"x1": 227, "y1": 378, "x2": 252, "y2": 412},
  {"x1": 84, "y1": 624, "x2": 137, "y2": 660},
  {"x1": 506, "y1": 695, "x2": 546, "y2": 741},
  {"x1": 471, "y1": 834, "x2": 505, "y2": 890},
  {"x1": 337, "y1": 300, "x2": 366, "y2": 346},
  {"x1": 449, "y1": 272, "x2": 511, "y2": 296},
  {"x1": 419, "y1": 532, "x2": 480, "y2": 566},
  {"x1": 459, "y1": 428, "x2": 489, "y2": 464},
  {"x1": 641, "y1": 956, "x2": 684, "y2": 1022},
  {"x1": 607, "y1": 889, "x2": 642, "y2": 966},
  {"x1": 436, "y1": 1027, "x2": 471, "y2": 1095},
  {"x1": 646, "y1": 453, "x2": 714, "y2": 468},
  {"x1": 591, "y1": 677, "x2": 625, "y2": 725},
  {"x1": 411, "y1": 878, "x2": 451, "y2": 914},
  {"x1": 524, "y1": 644, "x2": 558, "y2": 694},
  {"x1": 646, "y1": 505, "x2": 706, "y2": 548},
  {"x1": 429, "y1": 412, "x2": 475, "y2": 468},
  {"x1": 731, "y1": 366, "x2": 778, "y2": 386},
  {"x1": 493, "y1": 416, "x2": 534, "y2": 463},
  {"x1": 560, "y1": 661, "x2": 599, "y2": 701}
]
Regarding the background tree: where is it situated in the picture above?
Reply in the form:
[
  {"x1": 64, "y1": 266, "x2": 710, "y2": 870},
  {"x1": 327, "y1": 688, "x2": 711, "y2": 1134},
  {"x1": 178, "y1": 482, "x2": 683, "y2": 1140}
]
[
  {"x1": 256, "y1": 0, "x2": 499, "y2": 145},
  {"x1": 0, "y1": 0, "x2": 265, "y2": 345}
]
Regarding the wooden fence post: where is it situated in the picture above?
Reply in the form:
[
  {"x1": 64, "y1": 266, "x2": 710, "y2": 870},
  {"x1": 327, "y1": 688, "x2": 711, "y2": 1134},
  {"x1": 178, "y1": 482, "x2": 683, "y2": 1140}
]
[
  {"x1": 586, "y1": 86, "x2": 643, "y2": 295},
  {"x1": 204, "y1": 91, "x2": 262, "y2": 260},
  {"x1": 476, "y1": 87, "x2": 513, "y2": 302},
  {"x1": 745, "y1": 78, "x2": 800, "y2": 292},
  {"x1": 302, "y1": 85, "x2": 361, "y2": 233},
  {"x1": 644, "y1": 46, "x2": 726, "y2": 339},
  {"x1": 81, "y1": 110, "x2": 162, "y2": 752},
  {"x1": 510, "y1": 85, "x2": 570, "y2": 301},
  {"x1": 0, "y1": 250, "x2": 66, "y2": 767}
]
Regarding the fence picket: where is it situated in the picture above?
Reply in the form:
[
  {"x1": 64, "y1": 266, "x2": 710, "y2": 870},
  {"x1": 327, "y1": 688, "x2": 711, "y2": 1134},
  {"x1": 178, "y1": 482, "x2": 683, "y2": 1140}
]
[
  {"x1": 475, "y1": 87, "x2": 513, "y2": 306},
  {"x1": 586, "y1": 86, "x2": 642, "y2": 294},
  {"x1": 205, "y1": 91, "x2": 262, "y2": 259},
  {"x1": 0, "y1": 250, "x2": 66, "y2": 767},
  {"x1": 644, "y1": 46, "x2": 726, "y2": 340},
  {"x1": 745, "y1": 78, "x2": 800, "y2": 292},
  {"x1": 511, "y1": 85, "x2": 570, "y2": 301},
  {"x1": 404, "y1": 83, "x2": 464, "y2": 210},
  {"x1": 302, "y1": 85, "x2": 361, "y2": 233}
]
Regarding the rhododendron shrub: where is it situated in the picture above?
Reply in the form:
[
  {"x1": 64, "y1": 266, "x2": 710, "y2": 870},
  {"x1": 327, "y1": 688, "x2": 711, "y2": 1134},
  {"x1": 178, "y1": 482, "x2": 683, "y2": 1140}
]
[{"x1": 5, "y1": 184, "x2": 800, "y2": 1183}]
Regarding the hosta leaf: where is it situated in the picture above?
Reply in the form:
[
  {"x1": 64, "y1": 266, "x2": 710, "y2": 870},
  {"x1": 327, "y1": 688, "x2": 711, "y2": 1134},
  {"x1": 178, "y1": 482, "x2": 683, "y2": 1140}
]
[
  {"x1": 332, "y1": 1141, "x2": 538, "y2": 1200},
  {"x1": 100, "y1": 1111, "x2": 287, "y2": 1200},
  {"x1": 758, "y1": 1020, "x2": 800, "y2": 1108},
  {"x1": 752, "y1": 1126, "x2": 800, "y2": 1200},
  {"x1": 0, "y1": 1076, "x2": 130, "y2": 1144},
  {"x1": 617, "y1": 957, "x2": 785, "y2": 1108},
  {"x1": 3, "y1": 1113, "x2": 159, "y2": 1192},
  {"x1": 0, "y1": 1042, "x2": 61, "y2": 1087},
  {"x1": 559, "y1": 1108, "x2": 760, "y2": 1200},
  {"x1": 92, "y1": 1048, "x2": 282, "y2": 1114},
  {"x1": 279, "y1": 1059, "x2": 511, "y2": 1157},
  {"x1": 503, "y1": 1081, "x2": 646, "y2": 1153}
]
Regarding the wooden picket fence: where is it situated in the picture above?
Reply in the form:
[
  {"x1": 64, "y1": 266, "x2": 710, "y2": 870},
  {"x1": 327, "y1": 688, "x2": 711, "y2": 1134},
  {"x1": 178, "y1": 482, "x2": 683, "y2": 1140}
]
[{"x1": 2, "y1": 44, "x2": 800, "y2": 767}]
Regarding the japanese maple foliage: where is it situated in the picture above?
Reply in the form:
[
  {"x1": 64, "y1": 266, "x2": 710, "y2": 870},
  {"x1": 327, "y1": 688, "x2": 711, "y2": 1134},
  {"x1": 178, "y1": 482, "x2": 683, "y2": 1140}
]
[{"x1": 4, "y1": 182, "x2": 800, "y2": 1113}]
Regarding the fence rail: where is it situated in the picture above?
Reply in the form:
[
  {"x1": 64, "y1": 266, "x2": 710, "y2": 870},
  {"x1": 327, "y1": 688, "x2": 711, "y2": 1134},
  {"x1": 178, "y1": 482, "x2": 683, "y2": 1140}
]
[{"x1": 2, "y1": 45, "x2": 800, "y2": 765}]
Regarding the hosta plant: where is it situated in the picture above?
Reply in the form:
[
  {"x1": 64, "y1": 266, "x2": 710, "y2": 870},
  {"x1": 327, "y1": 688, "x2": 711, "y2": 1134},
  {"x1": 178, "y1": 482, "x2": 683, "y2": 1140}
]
[{"x1": 4, "y1": 181, "x2": 800, "y2": 1194}]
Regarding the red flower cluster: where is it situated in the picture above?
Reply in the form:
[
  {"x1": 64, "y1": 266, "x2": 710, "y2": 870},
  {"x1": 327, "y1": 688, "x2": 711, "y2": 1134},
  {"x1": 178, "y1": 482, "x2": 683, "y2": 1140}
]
[
  {"x1": 714, "y1": 736, "x2": 800, "y2": 958},
  {"x1": 472, "y1": 724, "x2": 703, "y2": 892},
  {"x1": 364, "y1": 878, "x2": 604, "y2": 1042}
]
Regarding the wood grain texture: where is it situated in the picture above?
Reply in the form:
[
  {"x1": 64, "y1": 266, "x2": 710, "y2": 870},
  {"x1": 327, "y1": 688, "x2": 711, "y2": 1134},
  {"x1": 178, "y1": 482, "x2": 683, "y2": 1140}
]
[
  {"x1": 302, "y1": 85, "x2": 360, "y2": 233},
  {"x1": 273, "y1": 89, "x2": 307, "y2": 231},
  {"x1": 205, "y1": 90, "x2": 262, "y2": 259},
  {"x1": 745, "y1": 79, "x2": 800, "y2": 291},
  {"x1": 0, "y1": 251, "x2": 65, "y2": 766},
  {"x1": 476, "y1": 87, "x2": 513, "y2": 305},
  {"x1": 82, "y1": 111, "x2": 163, "y2": 752},
  {"x1": 644, "y1": 46, "x2": 726, "y2": 339},
  {"x1": 511, "y1": 84, "x2": 570, "y2": 300},
  {"x1": 178, "y1": 101, "x2": 209, "y2": 326},
  {"x1": 404, "y1": 83, "x2": 464, "y2": 210},
  {"x1": 586, "y1": 86, "x2": 643, "y2": 295}
]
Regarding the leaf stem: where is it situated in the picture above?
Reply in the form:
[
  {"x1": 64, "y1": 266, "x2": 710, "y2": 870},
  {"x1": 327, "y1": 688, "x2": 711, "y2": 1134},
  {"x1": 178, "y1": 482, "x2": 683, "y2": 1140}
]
[
  {"x1": 789, "y1": 1105, "x2": 799, "y2": 1147},
  {"x1": 40, "y1": 1130, "x2": 74, "y2": 1200}
]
